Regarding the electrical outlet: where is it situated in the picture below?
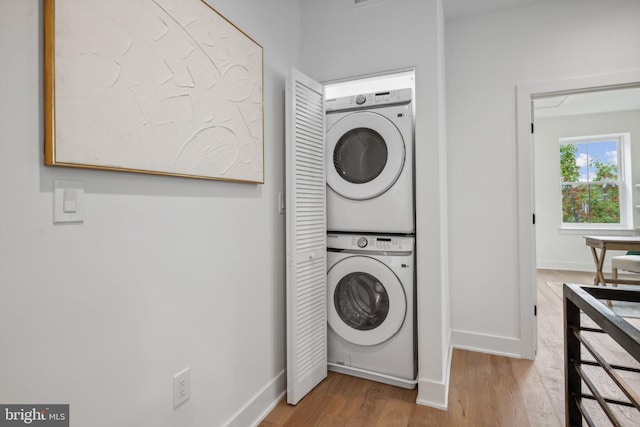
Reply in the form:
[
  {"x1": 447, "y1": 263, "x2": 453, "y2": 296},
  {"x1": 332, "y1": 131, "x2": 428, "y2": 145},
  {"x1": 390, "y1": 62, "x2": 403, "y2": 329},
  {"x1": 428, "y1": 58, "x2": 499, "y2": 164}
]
[{"x1": 173, "y1": 368, "x2": 190, "y2": 408}]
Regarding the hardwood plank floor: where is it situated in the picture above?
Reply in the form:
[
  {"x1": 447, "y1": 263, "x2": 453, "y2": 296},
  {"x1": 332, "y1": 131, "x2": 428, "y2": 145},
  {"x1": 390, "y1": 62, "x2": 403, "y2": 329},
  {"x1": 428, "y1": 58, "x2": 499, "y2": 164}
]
[{"x1": 260, "y1": 270, "x2": 640, "y2": 426}]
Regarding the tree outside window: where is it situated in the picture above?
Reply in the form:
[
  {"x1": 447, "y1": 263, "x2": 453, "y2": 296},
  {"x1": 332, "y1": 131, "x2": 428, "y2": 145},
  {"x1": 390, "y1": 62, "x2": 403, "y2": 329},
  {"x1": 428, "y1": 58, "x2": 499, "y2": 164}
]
[{"x1": 559, "y1": 136, "x2": 627, "y2": 226}]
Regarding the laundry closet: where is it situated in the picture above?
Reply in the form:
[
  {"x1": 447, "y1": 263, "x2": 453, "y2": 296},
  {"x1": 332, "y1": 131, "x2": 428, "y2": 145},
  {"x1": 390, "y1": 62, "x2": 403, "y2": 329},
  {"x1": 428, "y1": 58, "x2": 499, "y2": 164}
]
[{"x1": 285, "y1": 69, "x2": 416, "y2": 404}]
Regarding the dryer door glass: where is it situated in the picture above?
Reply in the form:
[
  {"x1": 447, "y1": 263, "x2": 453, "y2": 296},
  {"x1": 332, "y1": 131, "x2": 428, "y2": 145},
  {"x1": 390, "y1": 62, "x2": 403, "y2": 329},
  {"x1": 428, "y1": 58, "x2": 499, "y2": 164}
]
[
  {"x1": 334, "y1": 272, "x2": 389, "y2": 330},
  {"x1": 326, "y1": 111, "x2": 405, "y2": 201},
  {"x1": 333, "y1": 128, "x2": 388, "y2": 184}
]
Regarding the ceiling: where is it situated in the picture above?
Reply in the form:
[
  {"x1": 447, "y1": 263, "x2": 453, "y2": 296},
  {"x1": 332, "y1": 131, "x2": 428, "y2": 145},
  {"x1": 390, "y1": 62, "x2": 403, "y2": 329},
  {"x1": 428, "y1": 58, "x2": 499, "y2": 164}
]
[{"x1": 443, "y1": 0, "x2": 553, "y2": 21}]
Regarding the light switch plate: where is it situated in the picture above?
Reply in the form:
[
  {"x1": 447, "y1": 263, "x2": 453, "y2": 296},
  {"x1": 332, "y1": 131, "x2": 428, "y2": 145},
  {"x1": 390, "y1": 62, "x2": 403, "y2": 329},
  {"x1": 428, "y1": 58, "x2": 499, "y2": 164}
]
[{"x1": 54, "y1": 179, "x2": 84, "y2": 223}]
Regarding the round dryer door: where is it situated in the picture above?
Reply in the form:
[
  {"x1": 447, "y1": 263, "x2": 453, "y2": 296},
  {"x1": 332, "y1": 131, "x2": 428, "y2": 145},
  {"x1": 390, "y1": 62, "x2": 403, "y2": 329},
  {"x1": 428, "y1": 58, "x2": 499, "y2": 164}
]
[
  {"x1": 327, "y1": 255, "x2": 407, "y2": 346},
  {"x1": 326, "y1": 111, "x2": 405, "y2": 200}
]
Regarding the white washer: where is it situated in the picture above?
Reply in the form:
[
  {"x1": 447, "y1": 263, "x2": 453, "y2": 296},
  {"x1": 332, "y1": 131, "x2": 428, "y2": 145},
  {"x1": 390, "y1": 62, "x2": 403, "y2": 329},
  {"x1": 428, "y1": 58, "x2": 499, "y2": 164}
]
[
  {"x1": 326, "y1": 89, "x2": 414, "y2": 234},
  {"x1": 327, "y1": 233, "x2": 416, "y2": 389}
]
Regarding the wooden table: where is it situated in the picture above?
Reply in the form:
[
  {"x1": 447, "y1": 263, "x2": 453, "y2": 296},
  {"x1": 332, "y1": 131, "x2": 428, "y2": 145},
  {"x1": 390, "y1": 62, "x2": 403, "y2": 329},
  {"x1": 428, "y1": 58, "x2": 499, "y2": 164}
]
[{"x1": 584, "y1": 235, "x2": 640, "y2": 286}]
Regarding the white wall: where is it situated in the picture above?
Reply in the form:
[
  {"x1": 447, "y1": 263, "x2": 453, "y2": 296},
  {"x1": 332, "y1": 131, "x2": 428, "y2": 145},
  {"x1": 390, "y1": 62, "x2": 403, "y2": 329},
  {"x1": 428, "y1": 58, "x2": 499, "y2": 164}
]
[
  {"x1": 12, "y1": 0, "x2": 640, "y2": 421},
  {"x1": 446, "y1": 0, "x2": 640, "y2": 355},
  {"x1": 535, "y1": 110, "x2": 640, "y2": 271},
  {"x1": 0, "y1": 1, "x2": 299, "y2": 426},
  {"x1": 300, "y1": 0, "x2": 451, "y2": 408}
]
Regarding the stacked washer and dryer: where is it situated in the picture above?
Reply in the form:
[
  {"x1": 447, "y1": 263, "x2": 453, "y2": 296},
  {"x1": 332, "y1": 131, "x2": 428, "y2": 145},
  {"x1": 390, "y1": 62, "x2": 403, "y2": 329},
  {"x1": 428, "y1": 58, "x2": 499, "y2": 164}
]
[{"x1": 325, "y1": 88, "x2": 417, "y2": 389}]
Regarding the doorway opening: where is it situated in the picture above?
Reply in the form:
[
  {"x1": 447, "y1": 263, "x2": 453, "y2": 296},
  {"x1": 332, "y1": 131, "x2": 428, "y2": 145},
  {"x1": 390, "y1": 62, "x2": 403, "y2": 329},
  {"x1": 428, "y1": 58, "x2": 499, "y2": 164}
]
[
  {"x1": 533, "y1": 88, "x2": 640, "y2": 271},
  {"x1": 516, "y1": 70, "x2": 640, "y2": 359}
]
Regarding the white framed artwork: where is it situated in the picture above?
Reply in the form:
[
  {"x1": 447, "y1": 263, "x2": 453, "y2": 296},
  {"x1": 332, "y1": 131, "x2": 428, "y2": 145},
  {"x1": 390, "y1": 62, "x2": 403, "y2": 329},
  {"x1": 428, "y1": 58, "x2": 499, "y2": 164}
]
[{"x1": 44, "y1": 0, "x2": 264, "y2": 183}]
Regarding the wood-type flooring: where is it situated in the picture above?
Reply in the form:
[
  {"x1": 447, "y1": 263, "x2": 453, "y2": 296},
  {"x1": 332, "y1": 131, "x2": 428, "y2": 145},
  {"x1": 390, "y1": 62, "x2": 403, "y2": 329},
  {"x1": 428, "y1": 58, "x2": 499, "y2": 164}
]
[{"x1": 260, "y1": 269, "x2": 640, "y2": 426}]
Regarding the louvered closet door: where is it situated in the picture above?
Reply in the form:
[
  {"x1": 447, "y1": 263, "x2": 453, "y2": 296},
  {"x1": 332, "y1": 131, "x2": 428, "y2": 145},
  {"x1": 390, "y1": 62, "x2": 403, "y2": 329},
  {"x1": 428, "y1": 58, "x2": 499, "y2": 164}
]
[{"x1": 285, "y1": 68, "x2": 327, "y2": 405}]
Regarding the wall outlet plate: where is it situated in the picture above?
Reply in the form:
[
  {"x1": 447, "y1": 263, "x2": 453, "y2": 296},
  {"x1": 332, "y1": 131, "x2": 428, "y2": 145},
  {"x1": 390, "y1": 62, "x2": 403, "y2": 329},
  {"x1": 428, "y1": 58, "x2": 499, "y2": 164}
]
[{"x1": 173, "y1": 367, "x2": 190, "y2": 408}]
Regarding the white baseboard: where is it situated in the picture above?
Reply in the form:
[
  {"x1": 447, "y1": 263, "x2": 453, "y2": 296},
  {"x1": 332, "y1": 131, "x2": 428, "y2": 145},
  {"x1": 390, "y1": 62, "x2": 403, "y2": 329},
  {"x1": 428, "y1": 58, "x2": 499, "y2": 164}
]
[
  {"x1": 451, "y1": 330, "x2": 522, "y2": 358},
  {"x1": 536, "y1": 260, "x2": 600, "y2": 272},
  {"x1": 223, "y1": 370, "x2": 286, "y2": 427},
  {"x1": 416, "y1": 345, "x2": 452, "y2": 410}
]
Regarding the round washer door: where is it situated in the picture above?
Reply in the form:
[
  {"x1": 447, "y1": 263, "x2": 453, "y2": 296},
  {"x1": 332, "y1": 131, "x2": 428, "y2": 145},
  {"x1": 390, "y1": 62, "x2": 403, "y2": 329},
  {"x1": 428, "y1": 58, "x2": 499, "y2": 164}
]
[
  {"x1": 327, "y1": 256, "x2": 406, "y2": 346},
  {"x1": 326, "y1": 111, "x2": 405, "y2": 200}
]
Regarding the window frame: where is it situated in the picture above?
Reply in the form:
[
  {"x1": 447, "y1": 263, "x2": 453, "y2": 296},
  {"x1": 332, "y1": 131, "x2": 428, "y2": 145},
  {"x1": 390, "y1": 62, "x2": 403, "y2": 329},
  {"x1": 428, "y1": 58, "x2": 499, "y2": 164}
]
[{"x1": 558, "y1": 133, "x2": 633, "y2": 231}]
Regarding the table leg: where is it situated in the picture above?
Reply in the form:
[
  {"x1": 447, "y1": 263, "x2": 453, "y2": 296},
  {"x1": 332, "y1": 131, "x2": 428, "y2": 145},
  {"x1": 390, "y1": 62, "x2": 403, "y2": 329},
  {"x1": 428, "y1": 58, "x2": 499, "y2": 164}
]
[{"x1": 589, "y1": 246, "x2": 608, "y2": 286}]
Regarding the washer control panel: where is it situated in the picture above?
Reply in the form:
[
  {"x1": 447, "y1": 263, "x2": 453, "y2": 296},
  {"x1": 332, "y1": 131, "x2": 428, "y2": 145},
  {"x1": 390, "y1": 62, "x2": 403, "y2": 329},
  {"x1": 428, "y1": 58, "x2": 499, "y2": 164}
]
[{"x1": 327, "y1": 233, "x2": 414, "y2": 252}]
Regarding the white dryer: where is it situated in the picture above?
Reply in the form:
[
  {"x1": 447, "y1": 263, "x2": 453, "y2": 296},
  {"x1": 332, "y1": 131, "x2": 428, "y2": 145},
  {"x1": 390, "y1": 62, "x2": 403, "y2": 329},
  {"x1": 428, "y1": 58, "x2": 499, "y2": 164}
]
[
  {"x1": 327, "y1": 233, "x2": 417, "y2": 389},
  {"x1": 326, "y1": 89, "x2": 414, "y2": 234}
]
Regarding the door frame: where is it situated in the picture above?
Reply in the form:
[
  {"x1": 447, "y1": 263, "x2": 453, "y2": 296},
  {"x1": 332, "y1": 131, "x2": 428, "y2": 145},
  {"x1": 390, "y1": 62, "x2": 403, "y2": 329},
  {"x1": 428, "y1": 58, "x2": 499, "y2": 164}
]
[{"x1": 515, "y1": 69, "x2": 640, "y2": 359}]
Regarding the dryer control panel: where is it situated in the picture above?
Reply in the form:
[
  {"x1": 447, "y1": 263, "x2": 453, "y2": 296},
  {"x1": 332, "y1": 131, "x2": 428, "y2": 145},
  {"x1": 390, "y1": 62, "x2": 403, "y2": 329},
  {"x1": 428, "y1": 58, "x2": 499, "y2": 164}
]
[{"x1": 325, "y1": 88, "x2": 412, "y2": 113}]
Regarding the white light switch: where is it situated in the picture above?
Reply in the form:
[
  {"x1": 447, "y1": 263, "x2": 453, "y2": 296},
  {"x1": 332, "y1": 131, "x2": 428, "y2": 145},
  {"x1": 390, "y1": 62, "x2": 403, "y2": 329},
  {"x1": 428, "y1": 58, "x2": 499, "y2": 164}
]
[
  {"x1": 54, "y1": 179, "x2": 84, "y2": 223},
  {"x1": 63, "y1": 189, "x2": 78, "y2": 213},
  {"x1": 278, "y1": 192, "x2": 285, "y2": 214}
]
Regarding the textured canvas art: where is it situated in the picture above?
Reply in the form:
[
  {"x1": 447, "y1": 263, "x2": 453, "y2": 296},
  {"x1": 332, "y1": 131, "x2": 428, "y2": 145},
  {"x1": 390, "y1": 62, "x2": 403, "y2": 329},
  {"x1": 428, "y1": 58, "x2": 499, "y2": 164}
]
[{"x1": 45, "y1": 0, "x2": 264, "y2": 183}]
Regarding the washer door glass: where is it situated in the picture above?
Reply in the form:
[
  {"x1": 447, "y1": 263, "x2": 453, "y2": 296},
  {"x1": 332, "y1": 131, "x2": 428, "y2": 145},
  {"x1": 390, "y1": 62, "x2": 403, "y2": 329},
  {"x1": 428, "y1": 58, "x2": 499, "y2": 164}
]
[
  {"x1": 328, "y1": 255, "x2": 406, "y2": 346},
  {"x1": 334, "y1": 272, "x2": 390, "y2": 330},
  {"x1": 326, "y1": 111, "x2": 405, "y2": 201}
]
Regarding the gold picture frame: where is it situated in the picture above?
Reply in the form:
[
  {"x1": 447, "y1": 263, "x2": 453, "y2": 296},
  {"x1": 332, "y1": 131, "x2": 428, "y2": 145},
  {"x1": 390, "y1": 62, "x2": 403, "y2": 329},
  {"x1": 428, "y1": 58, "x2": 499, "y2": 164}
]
[{"x1": 44, "y1": 0, "x2": 264, "y2": 183}]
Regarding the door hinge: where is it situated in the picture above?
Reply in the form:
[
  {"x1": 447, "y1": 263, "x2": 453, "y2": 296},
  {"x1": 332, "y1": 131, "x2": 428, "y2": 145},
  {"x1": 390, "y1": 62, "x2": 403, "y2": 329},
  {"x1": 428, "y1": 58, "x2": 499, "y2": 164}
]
[
  {"x1": 534, "y1": 305, "x2": 537, "y2": 316},
  {"x1": 532, "y1": 213, "x2": 536, "y2": 225},
  {"x1": 531, "y1": 122, "x2": 534, "y2": 134}
]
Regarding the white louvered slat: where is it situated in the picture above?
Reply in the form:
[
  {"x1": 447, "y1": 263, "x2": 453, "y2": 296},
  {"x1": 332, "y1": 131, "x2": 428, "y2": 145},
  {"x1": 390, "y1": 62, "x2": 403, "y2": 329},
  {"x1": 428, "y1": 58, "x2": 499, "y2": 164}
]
[{"x1": 285, "y1": 68, "x2": 327, "y2": 405}]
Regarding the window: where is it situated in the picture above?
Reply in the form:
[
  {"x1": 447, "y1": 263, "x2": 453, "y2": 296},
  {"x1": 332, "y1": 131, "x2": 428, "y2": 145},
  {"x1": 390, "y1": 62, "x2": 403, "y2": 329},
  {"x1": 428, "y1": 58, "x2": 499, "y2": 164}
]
[{"x1": 559, "y1": 133, "x2": 632, "y2": 229}]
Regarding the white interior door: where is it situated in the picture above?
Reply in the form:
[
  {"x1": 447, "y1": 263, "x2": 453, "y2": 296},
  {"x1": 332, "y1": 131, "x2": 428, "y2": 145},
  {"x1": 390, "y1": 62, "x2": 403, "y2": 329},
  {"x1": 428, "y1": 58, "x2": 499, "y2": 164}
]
[{"x1": 285, "y1": 68, "x2": 327, "y2": 405}]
